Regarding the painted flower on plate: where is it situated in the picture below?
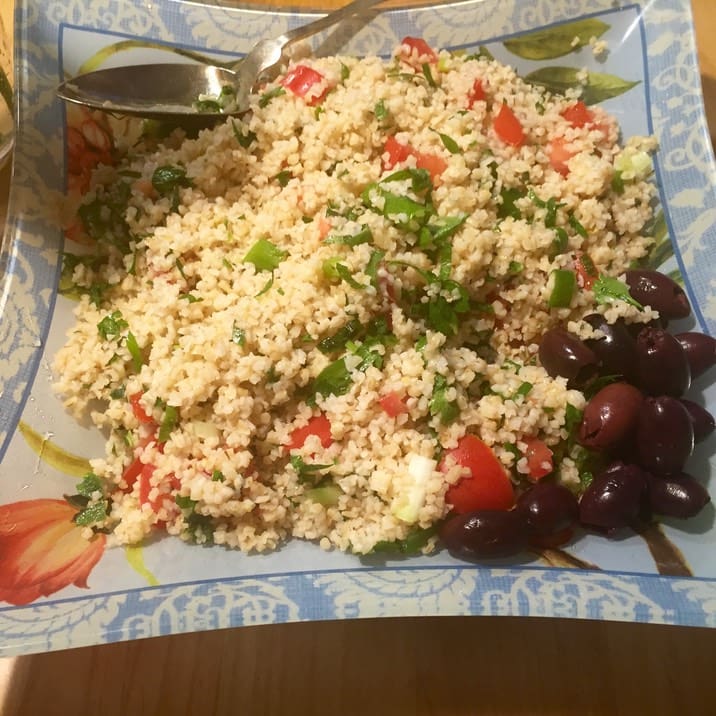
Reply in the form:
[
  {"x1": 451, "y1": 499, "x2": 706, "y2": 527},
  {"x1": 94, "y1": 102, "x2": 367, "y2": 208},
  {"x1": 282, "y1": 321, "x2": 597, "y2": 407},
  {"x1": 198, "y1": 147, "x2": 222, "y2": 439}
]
[{"x1": 0, "y1": 499, "x2": 105, "y2": 606}]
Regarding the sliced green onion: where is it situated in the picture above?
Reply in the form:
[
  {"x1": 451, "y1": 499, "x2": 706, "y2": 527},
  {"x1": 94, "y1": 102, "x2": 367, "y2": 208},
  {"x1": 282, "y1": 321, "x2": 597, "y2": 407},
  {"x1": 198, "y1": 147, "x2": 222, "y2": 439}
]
[
  {"x1": 158, "y1": 405, "x2": 178, "y2": 443},
  {"x1": 243, "y1": 238, "x2": 287, "y2": 272},
  {"x1": 547, "y1": 269, "x2": 577, "y2": 308},
  {"x1": 125, "y1": 331, "x2": 144, "y2": 372}
]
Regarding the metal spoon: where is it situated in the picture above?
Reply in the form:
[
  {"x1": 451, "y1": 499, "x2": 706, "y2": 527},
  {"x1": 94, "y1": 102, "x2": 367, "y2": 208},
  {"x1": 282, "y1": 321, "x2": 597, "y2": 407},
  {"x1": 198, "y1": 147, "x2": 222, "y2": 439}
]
[{"x1": 57, "y1": 0, "x2": 384, "y2": 120}]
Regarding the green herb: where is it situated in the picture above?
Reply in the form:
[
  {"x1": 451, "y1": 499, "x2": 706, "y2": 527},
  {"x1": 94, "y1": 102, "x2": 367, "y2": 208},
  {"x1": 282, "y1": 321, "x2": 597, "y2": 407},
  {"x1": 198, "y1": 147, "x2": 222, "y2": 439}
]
[
  {"x1": 317, "y1": 318, "x2": 362, "y2": 354},
  {"x1": 110, "y1": 385, "x2": 126, "y2": 400},
  {"x1": 243, "y1": 238, "x2": 288, "y2": 272},
  {"x1": 194, "y1": 98, "x2": 222, "y2": 113},
  {"x1": 222, "y1": 258, "x2": 234, "y2": 270},
  {"x1": 374, "y1": 99, "x2": 389, "y2": 121},
  {"x1": 513, "y1": 381, "x2": 533, "y2": 398},
  {"x1": 569, "y1": 213, "x2": 588, "y2": 237},
  {"x1": 508, "y1": 260, "x2": 524, "y2": 275},
  {"x1": 258, "y1": 85, "x2": 286, "y2": 108},
  {"x1": 551, "y1": 227, "x2": 569, "y2": 256},
  {"x1": 125, "y1": 331, "x2": 144, "y2": 372},
  {"x1": 232, "y1": 120, "x2": 256, "y2": 148},
  {"x1": 365, "y1": 249, "x2": 385, "y2": 287},
  {"x1": 429, "y1": 374, "x2": 459, "y2": 424},
  {"x1": 497, "y1": 187, "x2": 525, "y2": 220},
  {"x1": 371, "y1": 525, "x2": 437, "y2": 555},
  {"x1": 255, "y1": 275, "x2": 274, "y2": 297},
  {"x1": 74, "y1": 500, "x2": 109, "y2": 526},
  {"x1": 324, "y1": 226, "x2": 373, "y2": 246},
  {"x1": 437, "y1": 132, "x2": 460, "y2": 154},
  {"x1": 212, "y1": 470, "x2": 225, "y2": 482},
  {"x1": 158, "y1": 405, "x2": 178, "y2": 443},
  {"x1": 592, "y1": 275, "x2": 643, "y2": 310},
  {"x1": 336, "y1": 263, "x2": 367, "y2": 290},
  {"x1": 151, "y1": 165, "x2": 192, "y2": 195},
  {"x1": 611, "y1": 170, "x2": 625, "y2": 195},
  {"x1": 275, "y1": 170, "x2": 292, "y2": 187},
  {"x1": 289, "y1": 455, "x2": 334, "y2": 482},
  {"x1": 231, "y1": 322, "x2": 246, "y2": 346},
  {"x1": 175, "y1": 258, "x2": 188, "y2": 281},
  {"x1": 78, "y1": 181, "x2": 134, "y2": 253},
  {"x1": 422, "y1": 62, "x2": 437, "y2": 88},
  {"x1": 548, "y1": 269, "x2": 577, "y2": 308},
  {"x1": 502, "y1": 442, "x2": 521, "y2": 459},
  {"x1": 97, "y1": 310, "x2": 128, "y2": 341},
  {"x1": 565, "y1": 403, "x2": 583, "y2": 435},
  {"x1": 175, "y1": 495, "x2": 198, "y2": 510},
  {"x1": 179, "y1": 293, "x2": 202, "y2": 303},
  {"x1": 77, "y1": 473, "x2": 103, "y2": 498},
  {"x1": 340, "y1": 62, "x2": 350, "y2": 81}
]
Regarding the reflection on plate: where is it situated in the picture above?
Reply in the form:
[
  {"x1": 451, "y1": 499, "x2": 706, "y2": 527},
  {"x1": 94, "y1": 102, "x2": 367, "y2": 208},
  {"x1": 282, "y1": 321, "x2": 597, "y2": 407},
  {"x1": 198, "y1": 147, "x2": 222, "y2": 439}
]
[{"x1": 1, "y1": 0, "x2": 715, "y2": 656}]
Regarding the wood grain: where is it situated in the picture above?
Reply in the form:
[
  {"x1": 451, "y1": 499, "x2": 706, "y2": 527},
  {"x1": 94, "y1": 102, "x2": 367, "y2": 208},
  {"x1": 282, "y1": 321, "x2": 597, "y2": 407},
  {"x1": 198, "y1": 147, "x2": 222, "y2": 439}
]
[{"x1": 2, "y1": 1, "x2": 716, "y2": 714}]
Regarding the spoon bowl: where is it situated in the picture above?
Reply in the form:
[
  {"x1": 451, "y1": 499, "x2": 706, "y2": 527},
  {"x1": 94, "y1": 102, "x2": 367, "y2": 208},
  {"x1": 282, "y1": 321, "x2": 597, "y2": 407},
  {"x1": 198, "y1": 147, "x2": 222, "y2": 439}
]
[{"x1": 56, "y1": 0, "x2": 384, "y2": 119}]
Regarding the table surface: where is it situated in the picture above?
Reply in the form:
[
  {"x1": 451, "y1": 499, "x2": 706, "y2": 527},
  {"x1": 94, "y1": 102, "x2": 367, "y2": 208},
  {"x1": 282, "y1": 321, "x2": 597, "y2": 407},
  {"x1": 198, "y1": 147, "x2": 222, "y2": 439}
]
[{"x1": 2, "y1": 1, "x2": 716, "y2": 714}]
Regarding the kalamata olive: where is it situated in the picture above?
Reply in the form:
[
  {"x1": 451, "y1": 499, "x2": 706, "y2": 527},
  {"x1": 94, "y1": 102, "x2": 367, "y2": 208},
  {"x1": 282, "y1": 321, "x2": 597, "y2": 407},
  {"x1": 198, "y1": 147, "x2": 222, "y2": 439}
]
[
  {"x1": 624, "y1": 269, "x2": 691, "y2": 319},
  {"x1": 516, "y1": 482, "x2": 579, "y2": 539},
  {"x1": 579, "y1": 461, "x2": 648, "y2": 530},
  {"x1": 584, "y1": 314, "x2": 637, "y2": 380},
  {"x1": 634, "y1": 327, "x2": 691, "y2": 396},
  {"x1": 440, "y1": 510, "x2": 528, "y2": 560},
  {"x1": 675, "y1": 332, "x2": 716, "y2": 379},
  {"x1": 636, "y1": 396, "x2": 694, "y2": 475},
  {"x1": 538, "y1": 327, "x2": 598, "y2": 386},
  {"x1": 647, "y1": 472, "x2": 711, "y2": 519},
  {"x1": 679, "y1": 399, "x2": 715, "y2": 443},
  {"x1": 578, "y1": 382, "x2": 644, "y2": 450}
]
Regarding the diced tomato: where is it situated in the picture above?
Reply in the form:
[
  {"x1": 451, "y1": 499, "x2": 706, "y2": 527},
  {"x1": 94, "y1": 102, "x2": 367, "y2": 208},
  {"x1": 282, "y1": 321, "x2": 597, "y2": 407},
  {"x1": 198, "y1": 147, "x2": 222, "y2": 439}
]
[
  {"x1": 139, "y1": 465, "x2": 180, "y2": 514},
  {"x1": 574, "y1": 252, "x2": 599, "y2": 289},
  {"x1": 522, "y1": 438, "x2": 554, "y2": 481},
  {"x1": 287, "y1": 414, "x2": 333, "y2": 451},
  {"x1": 398, "y1": 36, "x2": 438, "y2": 67},
  {"x1": 129, "y1": 391, "x2": 155, "y2": 425},
  {"x1": 414, "y1": 151, "x2": 448, "y2": 182},
  {"x1": 440, "y1": 435, "x2": 515, "y2": 513},
  {"x1": 281, "y1": 64, "x2": 328, "y2": 106},
  {"x1": 561, "y1": 101, "x2": 595, "y2": 128},
  {"x1": 378, "y1": 391, "x2": 408, "y2": 417},
  {"x1": 382, "y1": 136, "x2": 446, "y2": 182},
  {"x1": 467, "y1": 78, "x2": 486, "y2": 108},
  {"x1": 493, "y1": 103, "x2": 525, "y2": 147},
  {"x1": 383, "y1": 135, "x2": 413, "y2": 171},
  {"x1": 547, "y1": 137, "x2": 575, "y2": 176},
  {"x1": 317, "y1": 215, "x2": 332, "y2": 240},
  {"x1": 122, "y1": 456, "x2": 144, "y2": 491}
]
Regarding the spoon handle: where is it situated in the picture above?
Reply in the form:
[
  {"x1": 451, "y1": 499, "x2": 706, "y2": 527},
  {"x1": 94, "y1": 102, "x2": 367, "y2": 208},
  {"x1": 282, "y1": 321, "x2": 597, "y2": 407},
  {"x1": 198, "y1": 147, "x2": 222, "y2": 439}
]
[{"x1": 278, "y1": 0, "x2": 386, "y2": 47}]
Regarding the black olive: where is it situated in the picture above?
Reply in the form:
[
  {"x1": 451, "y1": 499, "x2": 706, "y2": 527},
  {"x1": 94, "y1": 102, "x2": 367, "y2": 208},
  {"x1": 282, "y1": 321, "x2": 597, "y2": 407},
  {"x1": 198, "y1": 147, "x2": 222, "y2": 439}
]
[
  {"x1": 636, "y1": 396, "x2": 694, "y2": 475},
  {"x1": 579, "y1": 461, "x2": 648, "y2": 530},
  {"x1": 584, "y1": 314, "x2": 637, "y2": 380},
  {"x1": 440, "y1": 510, "x2": 528, "y2": 561},
  {"x1": 679, "y1": 399, "x2": 715, "y2": 443},
  {"x1": 647, "y1": 473, "x2": 711, "y2": 519},
  {"x1": 634, "y1": 327, "x2": 691, "y2": 397},
  {"x1": 538, "y1": 327, "x2": 599, "y2": 387},
  {"x1": 624, "y1": 269, "x2": 691, "y2": 319},
  {"x1": 516, "y1": 482, "x2": 579, "y2": 539},
  {"x1": 675, "y1": 332, "x2": 716, "y2": 380},
  {"x1": 578, "y1": 382, "x2": 644, "y2": 451}
]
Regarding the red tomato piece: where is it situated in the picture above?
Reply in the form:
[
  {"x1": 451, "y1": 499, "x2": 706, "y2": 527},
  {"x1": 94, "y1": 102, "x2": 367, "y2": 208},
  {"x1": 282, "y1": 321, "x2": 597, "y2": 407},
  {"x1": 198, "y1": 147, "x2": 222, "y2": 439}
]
[
  {"x1": 467, "y1": 78, "x2": 486, "y2": 108},
  {"x1": 129, "y1": 391, "x2": 154, "y2": 425},
  {"x1": 414, "y1": 151, "x2": 448, "y2": 183},
  {"x1": 561, "y1": 100, "x2": 595, "y2": 128},
  {"x1": 287, "y1": 414, "x2": 333, "y2": 451},
  {"x1": 574, "y1": 253, "x2": 599, "y2": 290},
  {"x1": 281, "y1": 64, "x2": 328, "y2": 106},
  {"x1": 383, "y1": 135, "x2": 413, "y2": 171},
  {"x1": 378, "y1": 391, "x2": 408, "y2": 417},
  {"x1": 493, "y1": 103, "x2": 525, "y2": 147},
  {"x1": 523, "y1": 438, "x2": 554, "y2": 481},
  {"x1": 122, "y1": 456, "x2": 144, "y2": 491},
  {"x1": 547, "y1": 137, "x2": 575, "y2": 176},
  {"x1": 398, "y1": 36, "x2": 438, "y2": 66},
  {"x1": 441, "y1": 435, "x2": 515, "y2": 513},
  {"x1": 139, "y1": 465, "x2": 179, "y2": 513}
]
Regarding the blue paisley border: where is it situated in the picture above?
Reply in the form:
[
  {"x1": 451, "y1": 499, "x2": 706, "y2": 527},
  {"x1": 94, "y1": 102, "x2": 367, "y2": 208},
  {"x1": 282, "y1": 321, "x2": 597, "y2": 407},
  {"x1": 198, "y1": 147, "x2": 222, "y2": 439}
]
[{"x1": 0, "y1": 0, "x2": 715, "y2": 655}]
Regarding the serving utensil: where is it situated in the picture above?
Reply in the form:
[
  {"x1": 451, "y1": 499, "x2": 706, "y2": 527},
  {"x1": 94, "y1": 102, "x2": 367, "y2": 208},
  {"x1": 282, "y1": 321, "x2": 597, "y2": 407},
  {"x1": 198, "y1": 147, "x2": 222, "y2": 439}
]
[{"x1": 56, "y1": 0, "x2": 384, "y2": 119}]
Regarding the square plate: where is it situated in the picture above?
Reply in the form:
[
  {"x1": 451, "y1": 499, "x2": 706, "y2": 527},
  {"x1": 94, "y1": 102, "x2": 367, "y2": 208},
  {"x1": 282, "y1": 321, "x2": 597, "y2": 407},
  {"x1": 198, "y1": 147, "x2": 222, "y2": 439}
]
[{"x1": 1, "y1": 0, "x2": 715, "y2": 655}]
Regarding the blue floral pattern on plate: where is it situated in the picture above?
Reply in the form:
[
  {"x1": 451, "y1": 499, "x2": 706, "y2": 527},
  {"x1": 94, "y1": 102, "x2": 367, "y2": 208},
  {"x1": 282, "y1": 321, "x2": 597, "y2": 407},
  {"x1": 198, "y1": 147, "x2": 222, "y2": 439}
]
[{"x1": 0, "y1": 0, "x2": 714, "y2": 655}]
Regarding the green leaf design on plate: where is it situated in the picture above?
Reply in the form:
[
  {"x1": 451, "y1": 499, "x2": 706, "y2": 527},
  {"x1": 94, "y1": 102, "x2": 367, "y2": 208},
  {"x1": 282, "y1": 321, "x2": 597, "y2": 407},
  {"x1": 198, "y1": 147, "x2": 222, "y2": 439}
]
[
  {"x1": 504, "y1": 18, "x2": 610, "y2": 60},
  {"x1": 524, "y1": 67, "x2": 639, "y2": 105},
  {"x1": 124, "y1": 546, "x2": 160, "y2": 586},
  {"x1": 640, "y1": 210, "x2": 674, "y2": 269},
  {"x1": 0, "y1": 67, "x2": 12, "y2": 113},
  {"x1": 76, "y1": 40, "x2": 228, "y2": 76},
  {"x1": 18, "y1": 421, "x2": 92, "y2": 477}
]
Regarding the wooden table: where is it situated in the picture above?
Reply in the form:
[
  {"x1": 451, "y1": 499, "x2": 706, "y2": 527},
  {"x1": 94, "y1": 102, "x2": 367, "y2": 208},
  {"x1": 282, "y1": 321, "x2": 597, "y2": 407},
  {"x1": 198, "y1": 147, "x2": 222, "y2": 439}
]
[{"x1": 2, "y1": 1, "x2": 716, "y2": 714}]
